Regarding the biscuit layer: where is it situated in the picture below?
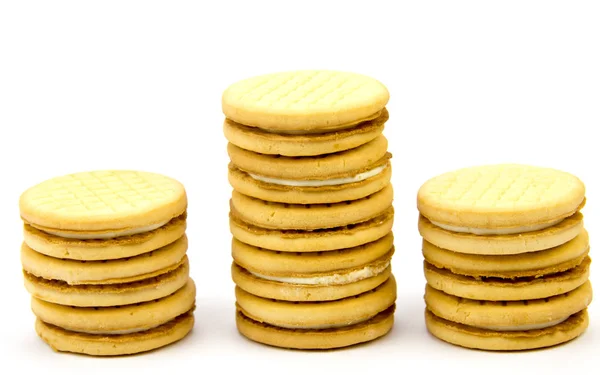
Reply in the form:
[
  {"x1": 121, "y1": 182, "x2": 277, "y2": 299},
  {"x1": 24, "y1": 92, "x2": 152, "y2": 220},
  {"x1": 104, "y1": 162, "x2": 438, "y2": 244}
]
[
  {"x1": 424, "y1": 282, "x2": 592, "y2": 331},
  {"x1": 19, "y1": 170, "x2": 188, "y2": 232},
  {"x1": 232, "y1": 233, "x2": 393, "y2": 275},
  {"x1": 228, "y1": 136, "x2": 389, "y2": 180},
  {"x1": 425, "y1": 309, "x2": 588, "y2": 351},
  {"x1": 424, "y1": 258, "x2": 591, "y2": 301},
  {"x1": 23, "y1": 214, "x2": 187, "y2": 261},
  {"x1": 229, "y1": 207, "x2": 393, "y2": 252},
  {"x1": 223, "y1": 108, "x2": 388, "y2": 156},
  {"x1": 24, "y1": 260, "x2": 190, "y2": 307},
  {"x1": 236, "y1": 305, "x2": 394, "y2": 350},
  {"x1": 230, "y1": 185, "x2": 393, "y2": 230},
  {"x1": 221, "y1": 70, "x2": 389, "y2": 132},
  {"x1": 228, "y1": 163, "x2": 391, "y2": 204},
  {"x1": 32, "y1": 279, "x2": 196, "y2": 334},
  {"x1": 417, "y1": 164, "x2": 586, "y2": 231},
  {"x1": 418, "y1": 213, "x2": 583, "y2": 255},
  {"x1": 422, "y1": 231, "x2": 589, "y2": 278},
  {"x1": 235, "y1": 276, "x2": 396, "y2": 329},
  {"x1": 232, "y1": 263, "x2": 391, "y2": 301},
  {"x1": 35, "y1": 311, "x2": 194, "y2": 356},
  {"x1": 21, "y1": 236, "x2": 188, "y2": 285}
]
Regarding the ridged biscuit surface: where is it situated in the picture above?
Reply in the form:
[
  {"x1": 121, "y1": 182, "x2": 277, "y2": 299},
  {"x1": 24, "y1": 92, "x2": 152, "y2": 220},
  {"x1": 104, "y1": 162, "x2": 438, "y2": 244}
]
[
  {"x1": 222, "y1": 70, "x2": 389, "y2": 131},
  {"x1": 20, "y1": 170, "x2": 187, "y2": 232},
  {"x1": 417, "y1": 164, "x2": 585, "y2": 229}
]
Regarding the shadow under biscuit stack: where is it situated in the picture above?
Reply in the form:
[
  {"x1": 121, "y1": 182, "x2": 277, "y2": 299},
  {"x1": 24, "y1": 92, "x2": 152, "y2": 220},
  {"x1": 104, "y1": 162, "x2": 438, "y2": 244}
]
[
  {"x1": 19, "y1": 170, "x2": 196, "y2": 356},
  {"x1": 416, "y1": 164, "x2": 593, "y2": 351},
  {"x1": 222, "y1": 70, "x2": 398, "y2": 349}
]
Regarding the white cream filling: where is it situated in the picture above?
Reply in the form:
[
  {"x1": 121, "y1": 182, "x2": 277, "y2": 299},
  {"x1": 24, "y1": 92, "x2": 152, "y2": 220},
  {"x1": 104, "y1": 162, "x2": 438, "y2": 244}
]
[
  {"x1": 431, "y1": 218, "x2": 564, "y2": 235},
  {"x1": 41, "y1": 220, "x2": 170, "y2": 240},
  {"x1": 473, "y1": 317, "x2": 569, "y2": 332},
  {"x1": 250, "y1": 262, "x2": 389, "y2": 286},
  {"x1": 248, "y1": 165, "x2": 387, "y2": 187}
]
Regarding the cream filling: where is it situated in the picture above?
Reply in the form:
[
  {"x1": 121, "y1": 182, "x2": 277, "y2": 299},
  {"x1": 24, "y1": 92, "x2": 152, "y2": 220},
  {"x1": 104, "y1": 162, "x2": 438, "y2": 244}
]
[
  {"x1": 272, "y1": 316, "x2": 372, "y2": 330},
  {"x1": 249, "y1": 262, "x2": 389, "y2": 286},
  {"x1": 473, "y1": 316, "x2": 569, "y2": 332},
  {"x1": 67, "y1": 324, "x2": 160, "y2": 335},
  {"x1": 431, "y1": 218, "x2": 564, "y2": 235},
  {"x1": 248, "y1": 165, "x2": 387, "y2": 187},
  {"x1": 41, "y1": 220, "x2": 170, "y2": 240}
]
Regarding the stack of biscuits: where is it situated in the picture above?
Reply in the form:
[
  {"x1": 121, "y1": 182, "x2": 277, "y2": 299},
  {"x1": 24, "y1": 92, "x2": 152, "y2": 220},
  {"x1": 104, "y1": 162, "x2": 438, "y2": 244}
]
[
  {"x1": 416, "y1": 164, "x2": 593, "y2": 351},
  {"x1": 19, "y1": 170, "x2": 195, "y2": 356},
  {"x1": 223, "y1": 70, "x2": 398, "y2": 349}
]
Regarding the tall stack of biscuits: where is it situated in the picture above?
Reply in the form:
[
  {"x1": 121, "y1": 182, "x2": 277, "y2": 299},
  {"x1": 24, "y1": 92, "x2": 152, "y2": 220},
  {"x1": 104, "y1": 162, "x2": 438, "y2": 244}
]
[
  {"x1": 19, "y1": 170, "x2": 196, "y2": 356},
  {"x1": 222, "y1": 70, "x2": 398, "y2": 349},
  {"x1": 416, "y1": 164, "x2": 592, "y2": 351}
]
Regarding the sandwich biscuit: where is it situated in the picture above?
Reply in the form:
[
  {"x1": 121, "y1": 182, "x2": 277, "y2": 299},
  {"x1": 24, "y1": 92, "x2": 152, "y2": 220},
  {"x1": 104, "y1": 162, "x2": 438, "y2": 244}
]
[
  {"x1": 230, "y1": 185, "x2": 393, "y2": 230},
  {"x1": 223, "y1": 70, "x2": 396, "y2": 350},
  {"x1": 231, "y1": 234, "x2": 394, "y2": 301},
  {"x1": 417, "y1": 164, "x2": 592, "y2": 351},
  {"x1": 19, "y1": 170, "x2": 195, "y2": 355},
  {"x1": 228, "y1": 136, "x2": 391, "y2": 204},
  {"x1": 417, "y1": 164, "x2": 585, "y2": 235},
  {"x1": 425, "y1": 309, "x2": 588, "y2": 351},
  {"x1": 36, "y1": 311, "x2": 194, "y2": 356},
  {"x1": 229, "y1": 206, "x2": 394, "y2": 252}
]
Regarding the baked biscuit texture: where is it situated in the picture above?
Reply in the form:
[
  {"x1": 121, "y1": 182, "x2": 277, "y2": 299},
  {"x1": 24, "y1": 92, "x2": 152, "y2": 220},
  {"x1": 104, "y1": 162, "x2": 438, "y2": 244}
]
[
  {"x1": 416, "y1": 164, "x2": 592, "y2": 351},
  {"x1": 223, "y1": 70, "x2": 397, "y2": 349},
  {"x1": 18, "y1": 170, "x2": 196, "y2": 355}
]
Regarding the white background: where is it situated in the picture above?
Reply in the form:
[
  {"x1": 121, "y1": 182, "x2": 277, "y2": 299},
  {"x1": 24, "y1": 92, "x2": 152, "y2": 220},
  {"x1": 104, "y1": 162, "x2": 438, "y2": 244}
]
[{"x1": 0, "y1": 1, "x2": 598, "y2": 374}]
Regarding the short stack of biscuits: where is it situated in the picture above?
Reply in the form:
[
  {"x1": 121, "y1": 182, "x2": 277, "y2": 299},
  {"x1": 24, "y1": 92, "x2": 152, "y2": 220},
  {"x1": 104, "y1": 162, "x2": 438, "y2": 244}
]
[
  {"x1": 416, "y1": 164, "x2": 593, "y2": 351},
  {"x1": 19, "y1": 170, "x2": 196, "y2": 356},
  {"x1": 222, "y1": 70, "x2": 398, "y2": 349}
]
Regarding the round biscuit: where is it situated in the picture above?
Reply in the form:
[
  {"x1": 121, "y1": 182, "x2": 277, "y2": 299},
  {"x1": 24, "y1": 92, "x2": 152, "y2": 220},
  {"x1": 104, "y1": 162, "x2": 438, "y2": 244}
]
[{"x1": 222, "y1": 70, "x2": 389, "y2": 132}]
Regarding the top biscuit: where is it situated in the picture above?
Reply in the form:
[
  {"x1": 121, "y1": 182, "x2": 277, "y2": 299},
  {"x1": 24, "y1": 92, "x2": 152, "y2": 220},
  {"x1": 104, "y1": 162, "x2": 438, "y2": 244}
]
[
  {"x1": 222, "y1": 70, "x2": 389, "y2": 132},
  {"x1": 417, "y1": 164, "x2": 585, "y2": 231},
  {"x1": 19, "y1": 170, "x2": 187, "y2": 232}
]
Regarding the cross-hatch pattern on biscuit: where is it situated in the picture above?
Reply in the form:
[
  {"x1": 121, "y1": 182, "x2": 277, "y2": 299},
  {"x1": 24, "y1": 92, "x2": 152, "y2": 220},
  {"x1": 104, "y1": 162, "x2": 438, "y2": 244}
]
[
  {"x1": 425, "y1": 166, "x2": 580, "y2": 208},
  {"x1": 234, "y1": 71, "x2": 375, "y2": 110},
  {"x1": 27, "y1": 171, "x2": 177, "y2": 214}
]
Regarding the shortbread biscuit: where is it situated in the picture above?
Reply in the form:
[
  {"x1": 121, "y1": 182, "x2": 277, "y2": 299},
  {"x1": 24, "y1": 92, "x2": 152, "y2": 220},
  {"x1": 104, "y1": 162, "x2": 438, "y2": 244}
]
[
  {"x1": 228, "y1": 136, "x2": 389, "y2": 181},
  {"x1": 221, "y1": 70, "x2": 389, "y2": 132},
  {"x1": 232, "y1": 233, "x2": 394, "y2": 274},
  {"x1": 23, "y1": 214, "x2": 187, "y2": 261},
  {"x1": 232, "y1": 263, "x2": 391, "y2": 302},
  {"x1": 32, "y1": 280, "x2": 195, "y2": 334},
  {"x1": 422, "y1": 230, "x2": 589, "y2": 278},
  {"x1": 230, "y1": 185, "x2": 393, "y2": 230},
  {"x1": 228, "y1": 162, "x2": 391, "y2": 204},
  {"x1": 19, "y1": 170, "x2": 187, "y2": 235},
  {"x1": 236, "y1": 305, "x2": 394, "y2": 350},
  {"x1": 418, "y1": 213, "x2": 583, "y2": 255},
  {"x1": 36, "y1": 311, "x2": 194, "y2": 356},
  {"x1": 223, "y1": 109, "x2": 388, "y2": 157},
  {"x1": 424, "y1": 282, "x2": 592, "y2": 331},
  {"x1": 417, "y1": 164, "x2": 586, "y2": 233},
  {"x1": 21, "y1": 236, "x2": 188, "y2": 285},
  {"x1": 236, "y1": 275, "x2": 395, "y2": 329},
  {"x1": 231, "y1": 234, "x2": 394, "y2": 301},
  {"x1": 424, "y1": 258, "x2": 591, "y2": 301},
  {"x1": 425, "y1": 309, "x2": 588, "y2": 351},
  {"x1": 24, "y1": 259, "x2": 190, "y2": 307},
  {"x1": 229, "y1": 207, "x2": 394, "y2": 252}
]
